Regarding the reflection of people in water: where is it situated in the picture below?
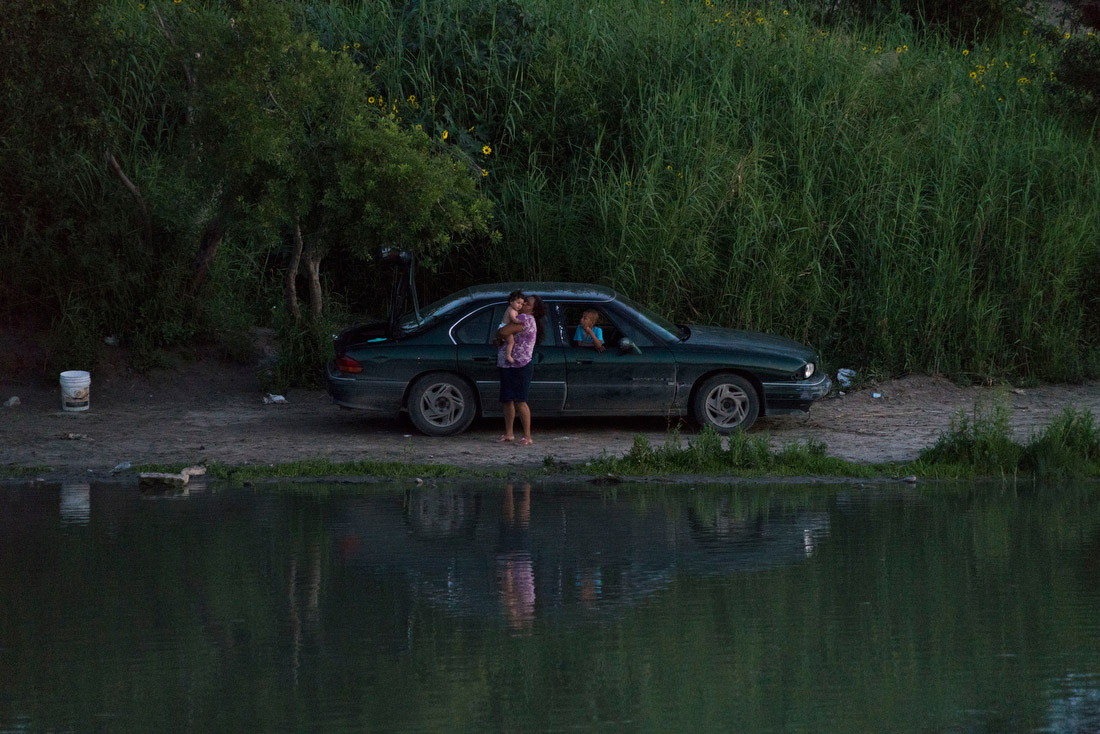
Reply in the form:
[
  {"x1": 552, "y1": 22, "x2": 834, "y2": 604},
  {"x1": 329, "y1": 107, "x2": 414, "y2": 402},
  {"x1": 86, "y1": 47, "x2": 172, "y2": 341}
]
[{"x1": 497, "y1": 483, "x2": 535, "y2": 631}]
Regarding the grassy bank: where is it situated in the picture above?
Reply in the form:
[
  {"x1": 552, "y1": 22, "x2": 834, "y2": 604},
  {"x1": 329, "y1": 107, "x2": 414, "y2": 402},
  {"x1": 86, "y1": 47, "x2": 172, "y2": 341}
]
[
  {"x1": 118, "y1": 407, "x2": 1100, "y2": 484},
  {"x1": 314, "y1": 0, "x2": 1100, "y2": 381},
  {"x1": 3, "y1": 0, "x2": 1098, "y2": 382},
  {"x1": 585, "y1": 407, "x2": 1100, "y2": 480}
]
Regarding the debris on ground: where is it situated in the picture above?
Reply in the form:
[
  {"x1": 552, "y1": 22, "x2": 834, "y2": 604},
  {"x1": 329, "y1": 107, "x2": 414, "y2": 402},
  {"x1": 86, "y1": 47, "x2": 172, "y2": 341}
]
[
  {"x1": 139, "y1": 465, "x2": 206, "y2": 491},
  {"x1": 263, "y1": 394, "x2": 287, "y2": 404},
  {"x1": 3, "y1": 397, "x2": 19, "y2": 407}
]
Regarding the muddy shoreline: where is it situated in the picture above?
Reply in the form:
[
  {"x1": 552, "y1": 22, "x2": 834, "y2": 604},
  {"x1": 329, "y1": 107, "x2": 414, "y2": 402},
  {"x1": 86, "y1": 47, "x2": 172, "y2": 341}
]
[{"x1": 3, "y1": 359, "x2": 1099, "y2": 484}]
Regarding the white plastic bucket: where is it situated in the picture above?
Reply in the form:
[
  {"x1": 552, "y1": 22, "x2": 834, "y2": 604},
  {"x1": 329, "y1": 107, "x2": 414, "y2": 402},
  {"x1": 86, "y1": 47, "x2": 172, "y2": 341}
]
[{"x1": 59, "y1": 370, "x2": 91, "y2": 412}]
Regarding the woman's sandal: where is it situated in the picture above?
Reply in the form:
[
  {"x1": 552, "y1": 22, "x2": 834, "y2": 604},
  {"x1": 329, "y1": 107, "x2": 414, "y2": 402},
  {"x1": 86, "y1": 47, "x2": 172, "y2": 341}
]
[
  {"x1": 517, "y1": 437, "x2": 534, "y2": 447},
  {"x1": 497, "y1": 435, "x2": 514, "y2": 443}
]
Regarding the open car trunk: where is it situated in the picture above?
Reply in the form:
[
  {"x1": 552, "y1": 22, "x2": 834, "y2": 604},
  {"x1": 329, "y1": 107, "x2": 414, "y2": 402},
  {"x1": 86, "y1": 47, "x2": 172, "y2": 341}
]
[{"x1": 333, "y1": 249, "x2": 419, "y2": 353}]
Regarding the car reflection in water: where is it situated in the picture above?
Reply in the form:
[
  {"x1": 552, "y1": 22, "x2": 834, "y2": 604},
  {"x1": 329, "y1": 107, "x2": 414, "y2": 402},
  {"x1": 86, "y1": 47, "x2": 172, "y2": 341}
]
[{"x1": 334, "y1": 485, "x2": 830, "y2": 630}]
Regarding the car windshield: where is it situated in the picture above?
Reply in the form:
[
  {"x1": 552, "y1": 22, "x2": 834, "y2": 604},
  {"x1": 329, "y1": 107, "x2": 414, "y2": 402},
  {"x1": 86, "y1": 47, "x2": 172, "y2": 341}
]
[
  {"x1": 396, "y1": 289, "x2": 471, "y2": 332},
  {"x1": 615, "y1": 294, "x2": 688, "y2": 341}
]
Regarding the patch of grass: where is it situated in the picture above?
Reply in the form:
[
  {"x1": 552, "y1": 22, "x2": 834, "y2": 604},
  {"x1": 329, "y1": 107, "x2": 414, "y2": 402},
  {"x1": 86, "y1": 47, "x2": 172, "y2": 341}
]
[
  {"x1": 918, "y1": 403, "x2": 1024, "y2": 475},
  {"x1": 135, "y1": 459, "x2": 503, "y2": 482},
  {"x1": 585, "y1": 427, "x2": 880, "y2": 478},
  {"x1": 1023, "y1": 408, "x2": 1100, "y2": 479},
  {"x1": 0, "y1": 465, "x2": 52, "y2": 479},
  {"x1": 583, "y1": 408, "x2": 1100, "y2": 480}
]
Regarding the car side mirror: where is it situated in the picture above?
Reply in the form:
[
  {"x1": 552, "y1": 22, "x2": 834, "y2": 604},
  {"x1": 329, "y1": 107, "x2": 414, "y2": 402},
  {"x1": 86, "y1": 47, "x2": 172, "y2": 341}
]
[{"x1": 618, "y1": 337, "x2": 641, "y2": 355}]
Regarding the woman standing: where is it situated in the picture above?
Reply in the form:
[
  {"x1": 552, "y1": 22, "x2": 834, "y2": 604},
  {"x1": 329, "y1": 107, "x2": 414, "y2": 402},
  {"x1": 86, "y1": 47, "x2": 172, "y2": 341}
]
[{"x1": 496, "y1": 294, "x2": 545, "y2": 446}]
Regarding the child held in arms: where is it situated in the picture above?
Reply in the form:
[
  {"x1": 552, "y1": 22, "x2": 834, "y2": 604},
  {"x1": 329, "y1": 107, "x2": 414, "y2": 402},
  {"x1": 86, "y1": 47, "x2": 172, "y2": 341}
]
[{"x1": 499, "y1": 290, "x2": 526, "y2": 363}]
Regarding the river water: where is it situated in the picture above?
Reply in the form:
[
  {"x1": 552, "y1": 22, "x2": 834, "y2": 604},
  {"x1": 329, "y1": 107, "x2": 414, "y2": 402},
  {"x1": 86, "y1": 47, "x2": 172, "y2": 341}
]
[{"x1": 1, "y1": 480, "x2": 1098, "y2": 733}]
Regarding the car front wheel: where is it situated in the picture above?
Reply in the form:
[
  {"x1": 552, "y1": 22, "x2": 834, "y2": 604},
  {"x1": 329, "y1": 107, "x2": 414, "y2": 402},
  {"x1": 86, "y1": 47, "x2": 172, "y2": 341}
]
[
  {"x1": 693, "y1": 374, "x2": 760, "y2": 433},
  {"x1": 407, "y1": 373, "x2": 477, "y2": 436}
]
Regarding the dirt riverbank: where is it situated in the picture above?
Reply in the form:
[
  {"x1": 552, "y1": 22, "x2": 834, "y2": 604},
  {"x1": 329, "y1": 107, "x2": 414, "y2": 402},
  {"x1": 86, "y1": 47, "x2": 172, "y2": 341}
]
[{"x1": 2, "y1": 354, "x2": 1099, "y2": 482}]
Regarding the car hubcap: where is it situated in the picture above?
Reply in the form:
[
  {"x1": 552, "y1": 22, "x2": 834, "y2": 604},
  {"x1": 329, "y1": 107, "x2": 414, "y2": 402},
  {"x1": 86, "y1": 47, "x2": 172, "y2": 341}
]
[
  {"x1": 420, "y1": 383, "x2": 465, "y2": 427},
  {"x1": 704, "y1": 384, "x2": 748, "y2": 428}
]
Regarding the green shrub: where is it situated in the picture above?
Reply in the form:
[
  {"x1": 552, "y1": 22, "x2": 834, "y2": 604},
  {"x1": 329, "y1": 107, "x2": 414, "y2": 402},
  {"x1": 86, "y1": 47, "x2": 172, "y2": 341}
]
[
  {"x1": 918, "y1": 403, "x2": 1023, "y2": 473},
  {"x1": 1023, "y1": 408, "x2": 1100, "y2": 478}
]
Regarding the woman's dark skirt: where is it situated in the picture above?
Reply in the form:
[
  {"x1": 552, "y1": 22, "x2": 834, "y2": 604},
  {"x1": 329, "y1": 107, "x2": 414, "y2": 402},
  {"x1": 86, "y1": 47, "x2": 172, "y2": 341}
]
[{"x1": 498, "y1": 361, "x2": 534, "y2": 403}]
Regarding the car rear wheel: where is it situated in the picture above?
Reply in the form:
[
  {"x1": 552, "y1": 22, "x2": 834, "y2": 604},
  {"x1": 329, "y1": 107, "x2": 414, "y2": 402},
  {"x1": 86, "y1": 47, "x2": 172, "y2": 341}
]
[
  {"x1": 408, "y1": 373, "x2": 478, "y2": 436},
  {"x1": 693, "y1": 374, "x2": 759, "y2": 433}
]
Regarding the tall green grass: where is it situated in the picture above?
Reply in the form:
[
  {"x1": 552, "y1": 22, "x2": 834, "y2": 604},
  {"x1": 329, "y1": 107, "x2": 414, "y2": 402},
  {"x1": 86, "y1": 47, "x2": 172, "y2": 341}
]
[
  {"x1": 5, "y1": 0, "x2": 1098, "y2": 382},
  {"x1": 306, "y1": 0, "x2": 1100, "y2": 381}
]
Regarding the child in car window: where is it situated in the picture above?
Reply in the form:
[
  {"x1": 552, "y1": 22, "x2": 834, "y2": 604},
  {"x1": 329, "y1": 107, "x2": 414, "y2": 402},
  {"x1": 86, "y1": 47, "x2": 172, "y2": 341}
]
[
  {"x1": 499, "y1": 290, "x2": 525, "y2": 363},
  {"x1": 573, "y1": 309, "x2": 605, "y2": 353}
]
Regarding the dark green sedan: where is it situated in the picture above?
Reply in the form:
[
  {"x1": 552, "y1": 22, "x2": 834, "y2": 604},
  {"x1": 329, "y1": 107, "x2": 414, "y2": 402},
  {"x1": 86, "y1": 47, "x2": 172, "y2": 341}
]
[{"x1": 326, "y1": 274, "x2": 831, "y2": 436}]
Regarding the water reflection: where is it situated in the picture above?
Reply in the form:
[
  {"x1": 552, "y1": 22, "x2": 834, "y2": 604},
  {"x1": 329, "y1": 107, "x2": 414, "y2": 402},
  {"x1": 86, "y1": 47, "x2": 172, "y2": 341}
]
[
  {"x1": 336, "y1": 484, "x2": 831, "y2": 629},
  {"x1": 497, "y1": 483, "x2": 535, "y2": 631},
  {"x1": 2, "y1": 480, "x2": 1099, "y2": 734},
  {"x1": 59, "y1": 482, "x2": 90, "y2": 525}
]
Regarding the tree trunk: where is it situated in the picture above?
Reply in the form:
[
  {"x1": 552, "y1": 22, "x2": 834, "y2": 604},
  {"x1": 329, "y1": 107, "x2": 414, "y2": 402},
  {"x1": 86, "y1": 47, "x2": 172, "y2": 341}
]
[
  {"x1": 285, "y1": 220, "x2": 303, "y2": 323},
  {"x1": 104, "y1": 150, "x2": 152, "y2": 250},
  {"x1": 304, "y1": 249, "x2": 324, "y2": 322},
  {"x1": 190, "y1": 217, "x2": 223, "y2": 295}
]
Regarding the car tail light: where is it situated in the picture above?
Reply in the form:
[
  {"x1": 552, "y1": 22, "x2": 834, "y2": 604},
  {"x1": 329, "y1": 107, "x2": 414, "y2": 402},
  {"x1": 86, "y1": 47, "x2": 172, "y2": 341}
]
[{"x1": 335, "y1": 355, "x2": 363, "y2": 374}]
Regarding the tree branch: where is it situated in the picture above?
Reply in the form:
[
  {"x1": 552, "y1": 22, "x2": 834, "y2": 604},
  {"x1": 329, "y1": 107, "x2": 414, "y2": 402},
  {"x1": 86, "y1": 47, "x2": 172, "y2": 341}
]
[{"x1": 104, "y1": 150, "x2": 153, "y2": 249}]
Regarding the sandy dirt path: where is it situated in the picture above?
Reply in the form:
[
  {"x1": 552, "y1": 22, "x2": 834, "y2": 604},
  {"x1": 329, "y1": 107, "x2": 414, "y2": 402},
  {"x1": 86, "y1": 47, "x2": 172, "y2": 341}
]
[{"x1": 2, "y1": 360, "x2": 1099, "y2": 481}]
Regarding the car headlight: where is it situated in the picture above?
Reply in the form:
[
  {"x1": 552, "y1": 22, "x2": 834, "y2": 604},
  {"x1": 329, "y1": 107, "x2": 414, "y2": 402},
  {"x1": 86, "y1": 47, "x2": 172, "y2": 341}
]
[{"x1": 796, "y1": 362, "x2": 815, "y2": 380}]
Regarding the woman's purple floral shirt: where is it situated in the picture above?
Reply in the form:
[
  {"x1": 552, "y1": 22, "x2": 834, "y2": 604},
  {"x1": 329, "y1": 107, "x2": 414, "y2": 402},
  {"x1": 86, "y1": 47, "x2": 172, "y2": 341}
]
[{"x1": 498, "y1": 313, "x2": 536, "y2": 368}]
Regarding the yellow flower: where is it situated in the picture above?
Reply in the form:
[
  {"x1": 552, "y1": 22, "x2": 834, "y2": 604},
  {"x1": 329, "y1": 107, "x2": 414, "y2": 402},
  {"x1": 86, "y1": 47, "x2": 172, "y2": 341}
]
[
  {"x1": 962, "y1": 49, "x2": 969, "y2": 56},
  {"x1": 1065, "y1": 32, "x2": 1071, "y2": 39},
  {"x1": 783, "y1": 9, "x2": 788, "y2": 15},
  {"x1": 408, "y1": 95, "x2": 415, "y2": 103},
  {"x1": 666, "y1": 165, "x2": 672, "y2": 170},
  {"x1": 969, "y1": 72, "x2": 977, "y2": 79},
  {"x1": 354, "y1": 42, "x2": 360, "y2": 49},
  {"x1": 138, "y1": 2, "x2": 145, "y2": 8},
  {"x1": 482, "y1": 145, "x2": 492, "y2": 155},
  {"x1": 416, "y1": 124, "x2": 422, "y2": 130},
  {"x1": 173, "y1": 0, "x2": 181, "y2": 4},
  {"x1": 1018, "y1": 77, "x2": 1029, "y2": 84},
  {"x1": 736, "y1": 39, "x2": 742, "y2": 47},
  {"x1": 481, "y1": 169, "x2": 488, "y2": 177},
  {"x1": 368, "y1": 97, "x2": 375, "y2": 104},
  {"x1": 442, "y1": 130, "x2": 449, "y2": 140},
  {"x1": 468, "y1": 125, "x2": 475, "y2": 132}
]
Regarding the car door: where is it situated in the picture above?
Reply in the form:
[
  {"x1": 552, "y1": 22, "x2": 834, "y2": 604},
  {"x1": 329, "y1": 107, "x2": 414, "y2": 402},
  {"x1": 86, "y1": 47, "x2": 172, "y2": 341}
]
[
  {"x1": 558, "y1": 302, "x2": 677, "y2": 414},
  {"x1": 451, "y1": 301, "x2": 567, "y2": 417}
]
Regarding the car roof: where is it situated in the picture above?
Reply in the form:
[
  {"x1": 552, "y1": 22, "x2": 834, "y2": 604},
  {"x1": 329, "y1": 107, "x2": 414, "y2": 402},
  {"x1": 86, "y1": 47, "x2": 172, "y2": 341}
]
[{"x1": 461, "y1": 282, "x2": 618, "y2": 302}]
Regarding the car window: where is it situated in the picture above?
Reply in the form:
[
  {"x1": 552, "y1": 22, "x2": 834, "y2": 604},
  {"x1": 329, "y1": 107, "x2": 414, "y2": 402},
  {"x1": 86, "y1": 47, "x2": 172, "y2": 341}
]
[
  {"x1": 562, "y1": 304, "x2": 654, "y2": 348},
  {"x1": 398, "y1": 289, "x2": 472, "y2": 333},
  {"x1": 613, "y1": 295, "x2": 685, "y2": 342},
  {"x1": 451, "y1": 304, "x2": 496, "y2": 345},
  {"x1": 489, "y1": 302, "x2": 559, "y2": 347}
]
